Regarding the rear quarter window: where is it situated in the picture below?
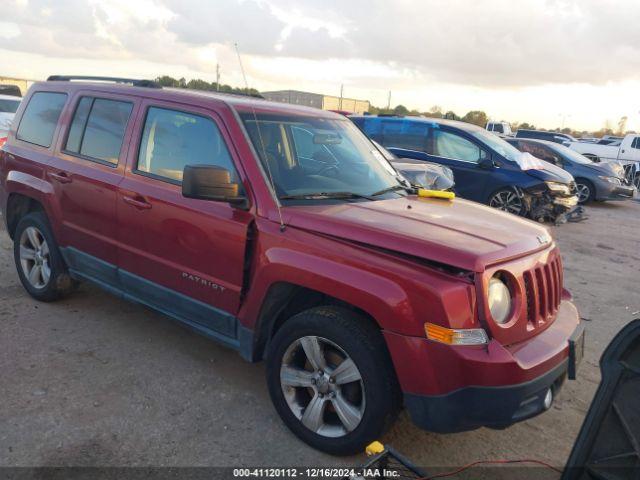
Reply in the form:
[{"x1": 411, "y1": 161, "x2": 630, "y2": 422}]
[{"x1": 16, "y1": 92, "x2": 68, "y2": 147}]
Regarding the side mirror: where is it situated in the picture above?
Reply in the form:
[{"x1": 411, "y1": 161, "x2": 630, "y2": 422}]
[
  {"x1": 182, "y1": 165, "x2": 247, "y2": 208},
  {"x1": 478, "y1": 157, "x2": 494, "y2": 170}
]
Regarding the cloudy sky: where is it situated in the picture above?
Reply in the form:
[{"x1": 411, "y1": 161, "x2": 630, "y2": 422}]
[{"x1": 1, "y1": 0, "x2": 639, "y2": 131}]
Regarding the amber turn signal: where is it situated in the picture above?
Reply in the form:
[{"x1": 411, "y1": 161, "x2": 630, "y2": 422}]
[{"x1": 424, "y1": 322, "x2": 489, "y2": 345}]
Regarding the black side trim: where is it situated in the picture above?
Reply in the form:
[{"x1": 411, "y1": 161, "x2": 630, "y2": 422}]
[
  {"x1": 405, "y1": 359, "x2": 568, "y2": 433},
  {"x1": 61, "y1": 247, "x2": 247, "y2": 354}
]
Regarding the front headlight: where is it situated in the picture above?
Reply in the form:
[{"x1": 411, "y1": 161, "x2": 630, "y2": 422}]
[
  {"x1": 545, "y1": 181, "x2": 571, "y2": 195},
  {"x1": 598, "y1": 175, "x2": 621, "y2": 185},
  {"x1": 488, "y1": 276, "x2": 512, "y2": 324}
]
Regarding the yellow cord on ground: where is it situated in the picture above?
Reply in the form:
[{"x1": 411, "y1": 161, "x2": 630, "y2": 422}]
[
  {"x1": 366, "y1": 441, "x2": 385, "y2": 456},
  {"x1": 418, "y1": 188, "x2": 455, "y2": 200}
]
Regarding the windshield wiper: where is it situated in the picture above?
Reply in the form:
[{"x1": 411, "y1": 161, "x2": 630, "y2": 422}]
[
  {"x1": 279, "y1": 191, "x2": 374, "y2": 201},
  {"x1": 370, "y1": 184, "x2": 412, "y2": 197}
]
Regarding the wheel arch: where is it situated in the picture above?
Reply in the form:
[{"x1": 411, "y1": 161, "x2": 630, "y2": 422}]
[
  {"x1": 5, "y1": 193, "x2": 47, "y2": 240},
  {"x1": 249, "y1": 281, "x2": 385, "y2": 362},
  {"x1": 4, "y1": 170, "x2": 56, "y2": 240}
]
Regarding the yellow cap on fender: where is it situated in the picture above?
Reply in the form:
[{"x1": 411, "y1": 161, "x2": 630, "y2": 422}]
[
  {"x1": 366, "y1": 441, "x2": 385, "y2": 456},
  {"x1": 418, "y1": 188, "x2": 455, "y2": 200}
]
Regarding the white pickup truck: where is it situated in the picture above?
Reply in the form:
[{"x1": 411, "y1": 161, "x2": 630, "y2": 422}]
[
  {"x1": 570, "y1": 133, "x2": 640, "y2": 163},
  {"x1": 569, "y1": 133, "x2": 640, "y2": 189}
]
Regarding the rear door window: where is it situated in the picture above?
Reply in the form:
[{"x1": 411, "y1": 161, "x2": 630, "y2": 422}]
[
  {"x1": 16, "y1": 92, "x2": 67, "y2": 147},
  {"x1": 430, "y1": 130, "x2": 484, "y2": 163},
  {"x1": 136, "y1": 107, "x2": 238, "y2": 184},
  {"x1": 65, "y1": 97, "x2": 133, "y2": 165}
]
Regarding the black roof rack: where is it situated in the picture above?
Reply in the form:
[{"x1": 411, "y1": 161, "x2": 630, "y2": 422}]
[{"x1": 46, "y1": 75, "x2": 161, "y2": 89}]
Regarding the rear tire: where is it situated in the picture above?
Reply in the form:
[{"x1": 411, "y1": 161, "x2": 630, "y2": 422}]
[
  {"x1": 13, "y1": 212, "x2": 76, "y2": 302},
  {"x1": 266, "y1": 306, "x2": 400, "y2": 455},
  {"x1": 575, "y1": 178, "x2": 595, "y2": 204}
]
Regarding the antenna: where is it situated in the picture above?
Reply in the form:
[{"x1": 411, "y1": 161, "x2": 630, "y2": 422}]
[{"x1": 234, "y1": 42, "x2": 286, "y2": 232}]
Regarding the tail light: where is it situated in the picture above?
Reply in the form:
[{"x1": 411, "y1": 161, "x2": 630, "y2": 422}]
[{"x1": 0, "y1": 137, "x2": 7, "y2": 149}]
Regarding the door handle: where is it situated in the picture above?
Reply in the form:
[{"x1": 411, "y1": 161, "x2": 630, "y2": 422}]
[
  {"x1": 49, "y1": 171, "x2": 72, "y2": 184},
  {"x1": 122, "y1": 194, "x2": 152, "y2": 210}
]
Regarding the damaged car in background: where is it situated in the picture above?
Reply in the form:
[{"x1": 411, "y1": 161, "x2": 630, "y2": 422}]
[
  {"x1": 351, "y1": 115, "x2": 581, "y2": 224},
  {"x1": 507, "y1": 138, "x2": 635, "y2": 204}
]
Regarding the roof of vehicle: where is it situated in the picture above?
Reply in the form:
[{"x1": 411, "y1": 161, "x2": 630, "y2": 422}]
[
  {"x1": 350, "y1": 114, "x2": 484, "y2": 132},
  {"x1": 516, "y1": 129, "x2": 573, "y2": 137},
  {"x1": 33, "y1": 77, "x2": 343, "y2": 120},
  {"x1": 0, "y1": 84, "x2": 22, "y2": 97},
  {"x1": 0, "y1": 94, "x2": 21, "y2": 102}
]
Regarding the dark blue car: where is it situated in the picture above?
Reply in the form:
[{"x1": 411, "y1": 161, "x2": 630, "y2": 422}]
[{"x1": 351, "y1": 115, "x2": 577, "y2": 218}]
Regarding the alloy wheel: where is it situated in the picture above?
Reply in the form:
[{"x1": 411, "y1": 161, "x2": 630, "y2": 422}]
[
  {"x1": 634, "y1": 175, "x2": 640, "y2": 191},
  {"x1": 19, "y1": 226, "x2": 51, "y2": 289},
  {"x1": 280, "y1": 336, "x2": 365, "y2": 438},
  {"x1": 490, "y1": 190, "x2": 523, "y2": 215},
  {"x1": 576, "y1": 183, "x2": 591, "y2": 203}
]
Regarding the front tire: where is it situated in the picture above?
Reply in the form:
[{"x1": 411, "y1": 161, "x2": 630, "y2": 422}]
[
  {"x1": 13, "y1": 211, "x2": 75, "y2": 302},
  {"x1": 575, "y1": 178, "x2": 595, "y2": 204},
  {"x1": 266, "y1": 307, "x2": 400, "y2": 455},
  {"x1": 489, "y1": 188, "x2": 525, "y2": 216}
]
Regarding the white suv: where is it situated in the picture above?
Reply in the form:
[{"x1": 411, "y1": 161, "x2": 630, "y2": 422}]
[{"x1": 0, "y1": 93, "x2": 22, "y2": 142}]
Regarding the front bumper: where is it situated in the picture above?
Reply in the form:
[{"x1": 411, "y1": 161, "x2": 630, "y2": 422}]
[
  {"x1": 384, "y1": 300, "x2": 581, "y2": 433},
  {"x1": 404, "y1": 358, "x2": 568, "y2": 433},
  {"x1": 595, "y1": 182, "x2": 635, "y2": 201},
  {"x1": 552, "y1": 195, "x2": 579, "y2": 209}
]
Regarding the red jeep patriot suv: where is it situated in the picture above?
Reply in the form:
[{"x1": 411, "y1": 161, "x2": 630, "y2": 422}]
[{"x1": 0, "y1": 76, "x2": 583, "y2": 455}]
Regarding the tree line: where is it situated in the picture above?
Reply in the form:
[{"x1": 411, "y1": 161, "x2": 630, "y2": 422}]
[
  {"x1": 155, "y1": 75, "x2": 633, "y2": 138},
  {"x1": 155, "y1": 75, "x2": 261, "y2": 97}
]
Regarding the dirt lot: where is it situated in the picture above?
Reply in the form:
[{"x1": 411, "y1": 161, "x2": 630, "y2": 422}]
[{"x1": 0, "y1": 199, "x2": 639, "y2": 470}]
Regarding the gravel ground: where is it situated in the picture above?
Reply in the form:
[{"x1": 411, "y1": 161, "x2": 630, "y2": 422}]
[{"x1": 0, "y1": 199, "x2": 638, "y2": 471}]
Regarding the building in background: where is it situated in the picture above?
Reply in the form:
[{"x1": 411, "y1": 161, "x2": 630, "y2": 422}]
[
  {"x1": 0, "y1": 76, "x2": 37, "y2": 96},
  {"x1": 261, "y1": 90, "x2": 370, "y2": 114}
]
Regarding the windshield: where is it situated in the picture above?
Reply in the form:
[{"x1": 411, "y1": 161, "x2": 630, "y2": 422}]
[
  {"x1": 240, "y1": 112, "x2": 403, "y2": 200},
  {"x1": 470, "y1": 128, "x2": 523, "y2": 163},
  {"x1": 0, "y1": 99, "x2": 20, "y2": 114},
  {"x1": 550, "y1": 143, "x2": 594, "y2": 165}
]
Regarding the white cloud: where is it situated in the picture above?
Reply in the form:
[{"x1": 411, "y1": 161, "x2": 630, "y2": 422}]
[{"x1": 2, "y1": 0, "x2": 640, "y2": 130}]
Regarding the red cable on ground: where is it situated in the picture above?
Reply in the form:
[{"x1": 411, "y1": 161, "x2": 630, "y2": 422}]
[{"x1": 421, "y1": 459, "x2": 563, "y2": 479}]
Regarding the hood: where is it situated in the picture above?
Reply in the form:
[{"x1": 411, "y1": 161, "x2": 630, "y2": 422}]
[
  {"x1": 526, "y1": 159, "x2": 574, "y2": 183},
  {"x1": 283, "y1": 196, "x2": 553, "y2": 272},
  {"x1": 584, "y1": 161, "x2": 624, "y2": 178}
]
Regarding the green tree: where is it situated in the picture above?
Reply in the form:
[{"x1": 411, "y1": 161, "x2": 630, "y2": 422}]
[
  {"x1": 462, "y1": 110, "x2": 488, "y2": 127},
  {"x1": 426, "y1": 105, "x2": 443, "y2": 118},
  {"x1": 393, "y1": 104, "x2": 410, "y2": 115},
  {"x1": 444, "y1": 110, "x2": 459, "y2": 120},
  {"x1": 154, "y1": 75, "x2": 261, "y2": 97}
]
